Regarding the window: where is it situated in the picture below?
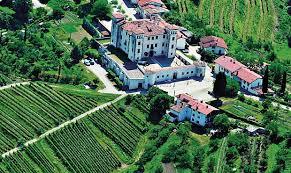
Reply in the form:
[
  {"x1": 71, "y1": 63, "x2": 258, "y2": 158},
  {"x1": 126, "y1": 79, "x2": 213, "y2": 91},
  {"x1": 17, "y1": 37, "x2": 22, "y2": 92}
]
[
  {"x1": 196, "y1": 121, "x2": 199, "y2": 124},
  {"x1": 163, "y1": 35, "x2": 165, "y2": 38},
  {"x1": 172, "y1": 37, "x2": 175, "y2": 41},
  {"x1": 138, "y1": 42, "x2": 141, "y2": 45},
  {"x1": 137, "y1": 49, "x2": 140, "y2": 53},
  {"x1": 161, "y1": 51, "x2": 164, "y2": 54},
  {"x1": 167, "y1": 74, "x2": 169, "y2": 77},
  {"x1": 166, "y1": 43, "x2": 168, "y2": 47},
  {"x1": 198, "y1": 116, "x2": 200, "y2": 119},
  {"x1": 171, "y1": 45, "x2": 174, "y2": 48},
  {"x1": 191, "y1": 71, "x2": 193, "y2": 73},
  {"x1": 162, "y1": 75, "x2": 164, "y2": 78},
  {"x1": 162, "y1": 43, "x2": 165, "y2": 47},
  {"x1": 155, "y1": 43, "x2": 157, "y2": 47},
  {"x1": 156, "y1": 36, "x2": 158, "y2": 39},
  {"x1": 148, "y1": 37, "x2": 150, "y2": 40},
  {"x1": 182, "y1": 72, "x2": 184, "y2": 75},
  {"x1": 186, "y1": 72, "x2": 189, "y2": 74},
  {"x1": 147, "y1": 45, "x2": 149, "y2": 48},
  {"x1": 152, "y1": 37, "x2": 154, "y2": 40},
  {"x1": 157, "y1": 76, "x2": 159, "y2": 78}
]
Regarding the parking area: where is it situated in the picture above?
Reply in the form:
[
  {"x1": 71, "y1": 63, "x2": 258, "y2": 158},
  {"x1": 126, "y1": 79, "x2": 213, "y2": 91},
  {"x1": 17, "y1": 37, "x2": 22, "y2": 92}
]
[{"x1": 156, "y1": 65, "x2": 215, "y2": 102}]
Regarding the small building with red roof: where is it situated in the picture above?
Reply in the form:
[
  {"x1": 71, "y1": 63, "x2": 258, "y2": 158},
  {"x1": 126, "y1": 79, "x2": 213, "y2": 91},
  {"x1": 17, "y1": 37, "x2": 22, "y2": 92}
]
[
  {"x1": 214, "y1": 56, "x2": 263, "y2": 95},
  {"x1": 199, "y1": 36, "x2": 228, "y2": 55},
  {"x1": 136, "y1": 0, "x2": 168, "y2": 19},
  {"x1": 168, "y1": 93, "x2": 219, "y2": 126}
]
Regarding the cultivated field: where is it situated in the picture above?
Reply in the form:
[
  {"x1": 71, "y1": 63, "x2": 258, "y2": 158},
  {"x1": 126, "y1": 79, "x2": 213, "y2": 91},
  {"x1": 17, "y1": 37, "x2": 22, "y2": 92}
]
[
  {"x1": 0, "y1": 96, "x2": 148, "y2": 172},
  {"x1": 0, "y1": 83, "x2": 117, "y2": 154},
  {"x1": 196, "y1": 0, "x2": 276, "y2": 42}
]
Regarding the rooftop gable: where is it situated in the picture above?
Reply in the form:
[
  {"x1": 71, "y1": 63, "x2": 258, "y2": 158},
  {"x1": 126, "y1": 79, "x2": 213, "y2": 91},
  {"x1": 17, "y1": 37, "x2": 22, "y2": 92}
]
[
  {"x1": 176, "y1": 93, "x2": 218, "y2": 116},
  {"x1": 214, "y1": 56, "x2": 245, "y2": 73},
  {"x1": 200, "y1": 36, "x2": 228, "y2": 49},
  {"x1": 236, "y1": 67, "x2": 262, "y2": 83}
]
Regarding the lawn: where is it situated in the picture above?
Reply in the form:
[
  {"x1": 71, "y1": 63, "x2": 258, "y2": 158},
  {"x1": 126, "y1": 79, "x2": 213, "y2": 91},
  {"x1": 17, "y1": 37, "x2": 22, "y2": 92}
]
[
  {"x1": 190, "y1": 132, "x2": 210, "y2": 146},
  {"x1": 220, "y1": 99, "x2": 264, "y2": 123},
  {"x1": 98, "y1": 38, "x2": 111, "y2": 45},
  {"x1": 106, "y1": 45, "x2": 130, "y2": 64}
]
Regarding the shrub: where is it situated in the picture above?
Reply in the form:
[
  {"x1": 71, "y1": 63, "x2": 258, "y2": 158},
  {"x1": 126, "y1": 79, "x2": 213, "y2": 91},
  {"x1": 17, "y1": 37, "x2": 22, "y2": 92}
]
[{"x1": 238, "y1": 93, "x2": 245, "y2": 102}]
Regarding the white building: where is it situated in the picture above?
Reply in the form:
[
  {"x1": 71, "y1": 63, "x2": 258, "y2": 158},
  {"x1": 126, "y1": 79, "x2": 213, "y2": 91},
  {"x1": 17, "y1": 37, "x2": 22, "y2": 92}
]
[
  {"x1": 111, "y1": 13, "x2": 178, "y2": 62},
  {"x1": 99, "y1": 13, "x2": 206, "y2": 90},
  {"x1": 214, "y1": 56, "x2": 263, "y2": 95},
  {"x1": 168, "y1": 93, "x2": 219, "y2": 126},
  {"x1": 135, "y1": 0, "x2": 169, "y2": 19},
  {"x1": 199, "y1": 36, "x2": 228, "y2": 55}
]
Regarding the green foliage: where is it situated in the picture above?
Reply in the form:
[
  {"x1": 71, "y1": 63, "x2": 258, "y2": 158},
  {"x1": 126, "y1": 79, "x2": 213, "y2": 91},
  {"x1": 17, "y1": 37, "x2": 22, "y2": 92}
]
[
  {"x1": 147, "y1": 86, "x2": 167, "y2": 101},
  {"x1": 225, "y1": 77, "x2": 240, "y2": 97},
  {"x1": 213, "y1": 114, "x2": 231, "y2": 133},
  {"x1": 149, "y1": 94, "x2": 173, "y2": 118},
  {"x1": 227, "y1": 133, "x2": 249, "y2": 153},
  {"x1": 199, "y1": 49, "x2": 217, "y2": 63},
  {"x1": 70, "y1": 45, "x2": 84, "y2": 64},
  {"x1": 90, "y1": 0, "x2": 112, "y2": 20}
]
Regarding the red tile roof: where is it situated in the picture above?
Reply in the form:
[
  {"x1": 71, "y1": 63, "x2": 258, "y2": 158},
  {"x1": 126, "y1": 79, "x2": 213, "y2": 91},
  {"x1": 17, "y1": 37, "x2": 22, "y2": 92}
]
[
  {"x1": 112, "y1": 12, "x2": 125, "y2": 19},
  {"x1": 175, "y1": 93, "x2": 218, "y2": 116},
  {"x1": 138, "y1": 0, "x2": 163, "y2": 7},
  {"x1": 235, "y1": 67, "x2": 262, "y2": 83},
  {"x1": 199, "y1": 36, "x2": 228, "y2": 49},
  {"x1": 214, "y1": 56, "x2": 245, "y2": 73},
  {"x1": 142, "y1": 4, "x2": 168, "y2": 14},
  {"x1": 121, "y1": 19, "x2": 178, "y2": 36}
]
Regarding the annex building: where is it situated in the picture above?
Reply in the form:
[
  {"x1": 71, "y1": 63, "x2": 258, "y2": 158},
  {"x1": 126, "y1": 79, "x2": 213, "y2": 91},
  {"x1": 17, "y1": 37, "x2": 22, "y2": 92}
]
[
  {"x1": 99, "y1": 13, "x2": 206, "y2": 90},
  {"x1": 167, "y1": 93, "x2": 219, "y2": 126},
  {"x1": 214, "y1": 56, "x2": 263, "y2": 95}
]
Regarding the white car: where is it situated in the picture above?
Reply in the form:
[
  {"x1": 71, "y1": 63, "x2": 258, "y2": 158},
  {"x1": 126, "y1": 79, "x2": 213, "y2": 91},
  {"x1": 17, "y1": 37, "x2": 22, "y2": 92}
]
[{"x1": 84, "y1": 59, "x2": 91, "y2": 66}]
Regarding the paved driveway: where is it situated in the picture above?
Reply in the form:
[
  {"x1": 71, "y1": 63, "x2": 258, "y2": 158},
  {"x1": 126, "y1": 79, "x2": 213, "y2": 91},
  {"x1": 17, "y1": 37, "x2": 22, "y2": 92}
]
[
  {"x1": 187, "y1": 45, "x2": 201, "y2": 60},
  {"x1": 85, "y1": 63, "x2": 125, "y2": 94},
  {"x1": 156, "y1": 65, "x2": 215, "y2": 102}
]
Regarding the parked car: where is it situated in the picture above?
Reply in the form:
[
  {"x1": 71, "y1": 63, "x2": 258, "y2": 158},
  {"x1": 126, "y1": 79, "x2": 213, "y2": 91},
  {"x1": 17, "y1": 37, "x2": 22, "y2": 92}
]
[
  {"x1": 182, "y1": 49, "x2": 189, "y2": 53},
  {"x1": 89, "y1": 59, "x2": 94, "y2": 65},
  {"x1": 84, "y1": 59, "x2": 91, "y2": 66}
]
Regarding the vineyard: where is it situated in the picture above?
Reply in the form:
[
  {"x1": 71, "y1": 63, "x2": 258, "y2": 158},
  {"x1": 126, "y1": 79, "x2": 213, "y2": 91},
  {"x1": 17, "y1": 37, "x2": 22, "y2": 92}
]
[
  {"x1": 0, "y1": 95, "x2": 148, "y2": 173},
  {"x1": 0, "y1": 123, "x2": 121, "y2": 173},
  {"x1": 176, "y1": 0, "x2": 276, "y2": 42},
  {"x1": 0, "y1": 82, "x2": 116, "y2": 154},
  {"x1": 89, "y1": 104, "x2": 146, "y2": 156}
]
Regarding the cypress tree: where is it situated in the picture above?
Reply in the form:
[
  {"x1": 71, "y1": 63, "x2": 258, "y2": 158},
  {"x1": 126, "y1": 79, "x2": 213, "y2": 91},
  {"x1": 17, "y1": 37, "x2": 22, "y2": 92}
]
[
  {"x1": 262, "y1": 66, "x2": 269, "y2": 93},
  {"x1": 213, "y1": 72, "x2": 227, "y2": 98},
  {"x1": 280, "y1": 71, "x2": 287, "y2": 94}
]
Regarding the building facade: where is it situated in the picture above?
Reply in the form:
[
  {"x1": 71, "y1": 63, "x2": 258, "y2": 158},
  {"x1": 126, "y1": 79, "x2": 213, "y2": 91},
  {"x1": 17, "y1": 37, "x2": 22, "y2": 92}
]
[
  {"x1": 136, "y1": 0, "x2": 169, "y2": 19},
  {"x1": 111, "y1": 13, "x2": 178, "y2": 62},
  {"x1": 214, "y1": 56, "x2": 263, "y2": 95},
  {"x1": 168, "y1": 93, "x2": 219, "y2": 126},
  {"x1": 199, "y1": 36, "x2": 228, "y2": 55}
]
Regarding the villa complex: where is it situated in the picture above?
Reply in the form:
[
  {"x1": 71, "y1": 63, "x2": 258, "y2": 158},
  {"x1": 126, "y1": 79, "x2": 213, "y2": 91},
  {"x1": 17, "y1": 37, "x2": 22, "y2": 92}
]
[
  {"x1": 214, "y1": 56, "x2": 263, "y2": 95},
  {"x1": 168, "y1": 93, "x2": 219, "y2": 126},
  {"x1": 99, "y1": 12, "x2": 206, "y2": 90}
]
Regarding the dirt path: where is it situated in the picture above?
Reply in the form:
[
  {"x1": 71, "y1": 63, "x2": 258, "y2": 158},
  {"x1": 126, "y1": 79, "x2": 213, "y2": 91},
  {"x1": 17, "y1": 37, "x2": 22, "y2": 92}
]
[
  {"x1": 198, "y1": 0, "x2": 204, "y2": 18},
  {"x1": 209, "y1": 0, "x2": 216, "y2": 26},
  {"x1": 229, "y1": 0, "x2": 237, "y2": 34},
  {"x1": 0, "y1": 82, "x2": 29, "y2": 91},
  {"x1": 215, "y1": 137, "x2": 227, "y2": 173},
  {"x1": 1, "y1": 94, "x2": 127, "y2": 158}
]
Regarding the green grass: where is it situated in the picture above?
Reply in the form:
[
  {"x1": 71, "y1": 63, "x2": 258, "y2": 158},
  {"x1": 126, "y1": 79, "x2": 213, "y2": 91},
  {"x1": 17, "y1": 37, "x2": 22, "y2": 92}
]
[
  {"x1": 99, "y1": 38, "x2": 111, "y2": 45},
  {"x1": 190, "y1": 132, "x2": 210, "y2": 146},
  {"x1": 266, "y1": 144, "x2": 280, "y2": 173},
  {"x1": 274, "y1": 42, "x2": 291, "y2": 61},
  {"x1": 0, "y1": 6, "x2": 15, "y2": 14}
]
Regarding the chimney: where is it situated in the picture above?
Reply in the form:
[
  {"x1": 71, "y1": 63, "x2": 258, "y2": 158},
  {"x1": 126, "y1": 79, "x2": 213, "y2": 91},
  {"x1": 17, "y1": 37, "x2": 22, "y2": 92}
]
[
  {"x1": 206, "y1": 105, "x2": 208, "y2": 108},
  {"x1": 200, "y1": 100, "x2": 203, "y2": 103}
]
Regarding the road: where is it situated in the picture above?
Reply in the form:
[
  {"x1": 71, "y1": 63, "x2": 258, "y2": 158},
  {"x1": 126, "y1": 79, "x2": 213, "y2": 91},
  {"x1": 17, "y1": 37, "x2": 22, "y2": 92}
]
[
  {"x1": 1, "y1": 94, "x2": 126, "y2": 158},
  {"x1": 0, "y1": 82, "x2": 29, "y2": 91},
  {"x1": 85, "y1": 63, "x2": 125, "y2": 94}
]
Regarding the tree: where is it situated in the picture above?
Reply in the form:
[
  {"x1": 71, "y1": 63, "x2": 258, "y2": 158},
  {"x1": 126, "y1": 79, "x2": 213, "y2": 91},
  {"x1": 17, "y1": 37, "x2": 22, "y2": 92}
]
[
  {"x1": 213, "y1": 114, "x2": 231, "y2": 133},
  {"x1": 262, "y1": 99, "x2": 272, "y2": 110},
  {"x1": 149, "y1": 94, "x2": 173, "y2": 122},
  {"x1": 13, "y1": 0, "x2": 32, "y2": 23},
  {"x1": 280, "y1": 71, "x2": 287, "y2": 94},
  {"x1": 226, "y1": 77, "x2": 240, "y2": 97},
  {"x1": 199, "y1": 49, "x2": 217, "y2": 63},
  {"x1": 213, "y1": 72, "x2": 226, "y2": 98},
  {"x1": 262, "y1": 66, "x2": 269, "y2": 93},
  {"x1": 147, "y1": 86, "x2": 167, "y2": 101},
  {"x1": 70, "y1": 45, "x2": 83, "y2": 64},
  {"x1": 91, "y1": 0, "x2": 112, "y2": 20}
]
